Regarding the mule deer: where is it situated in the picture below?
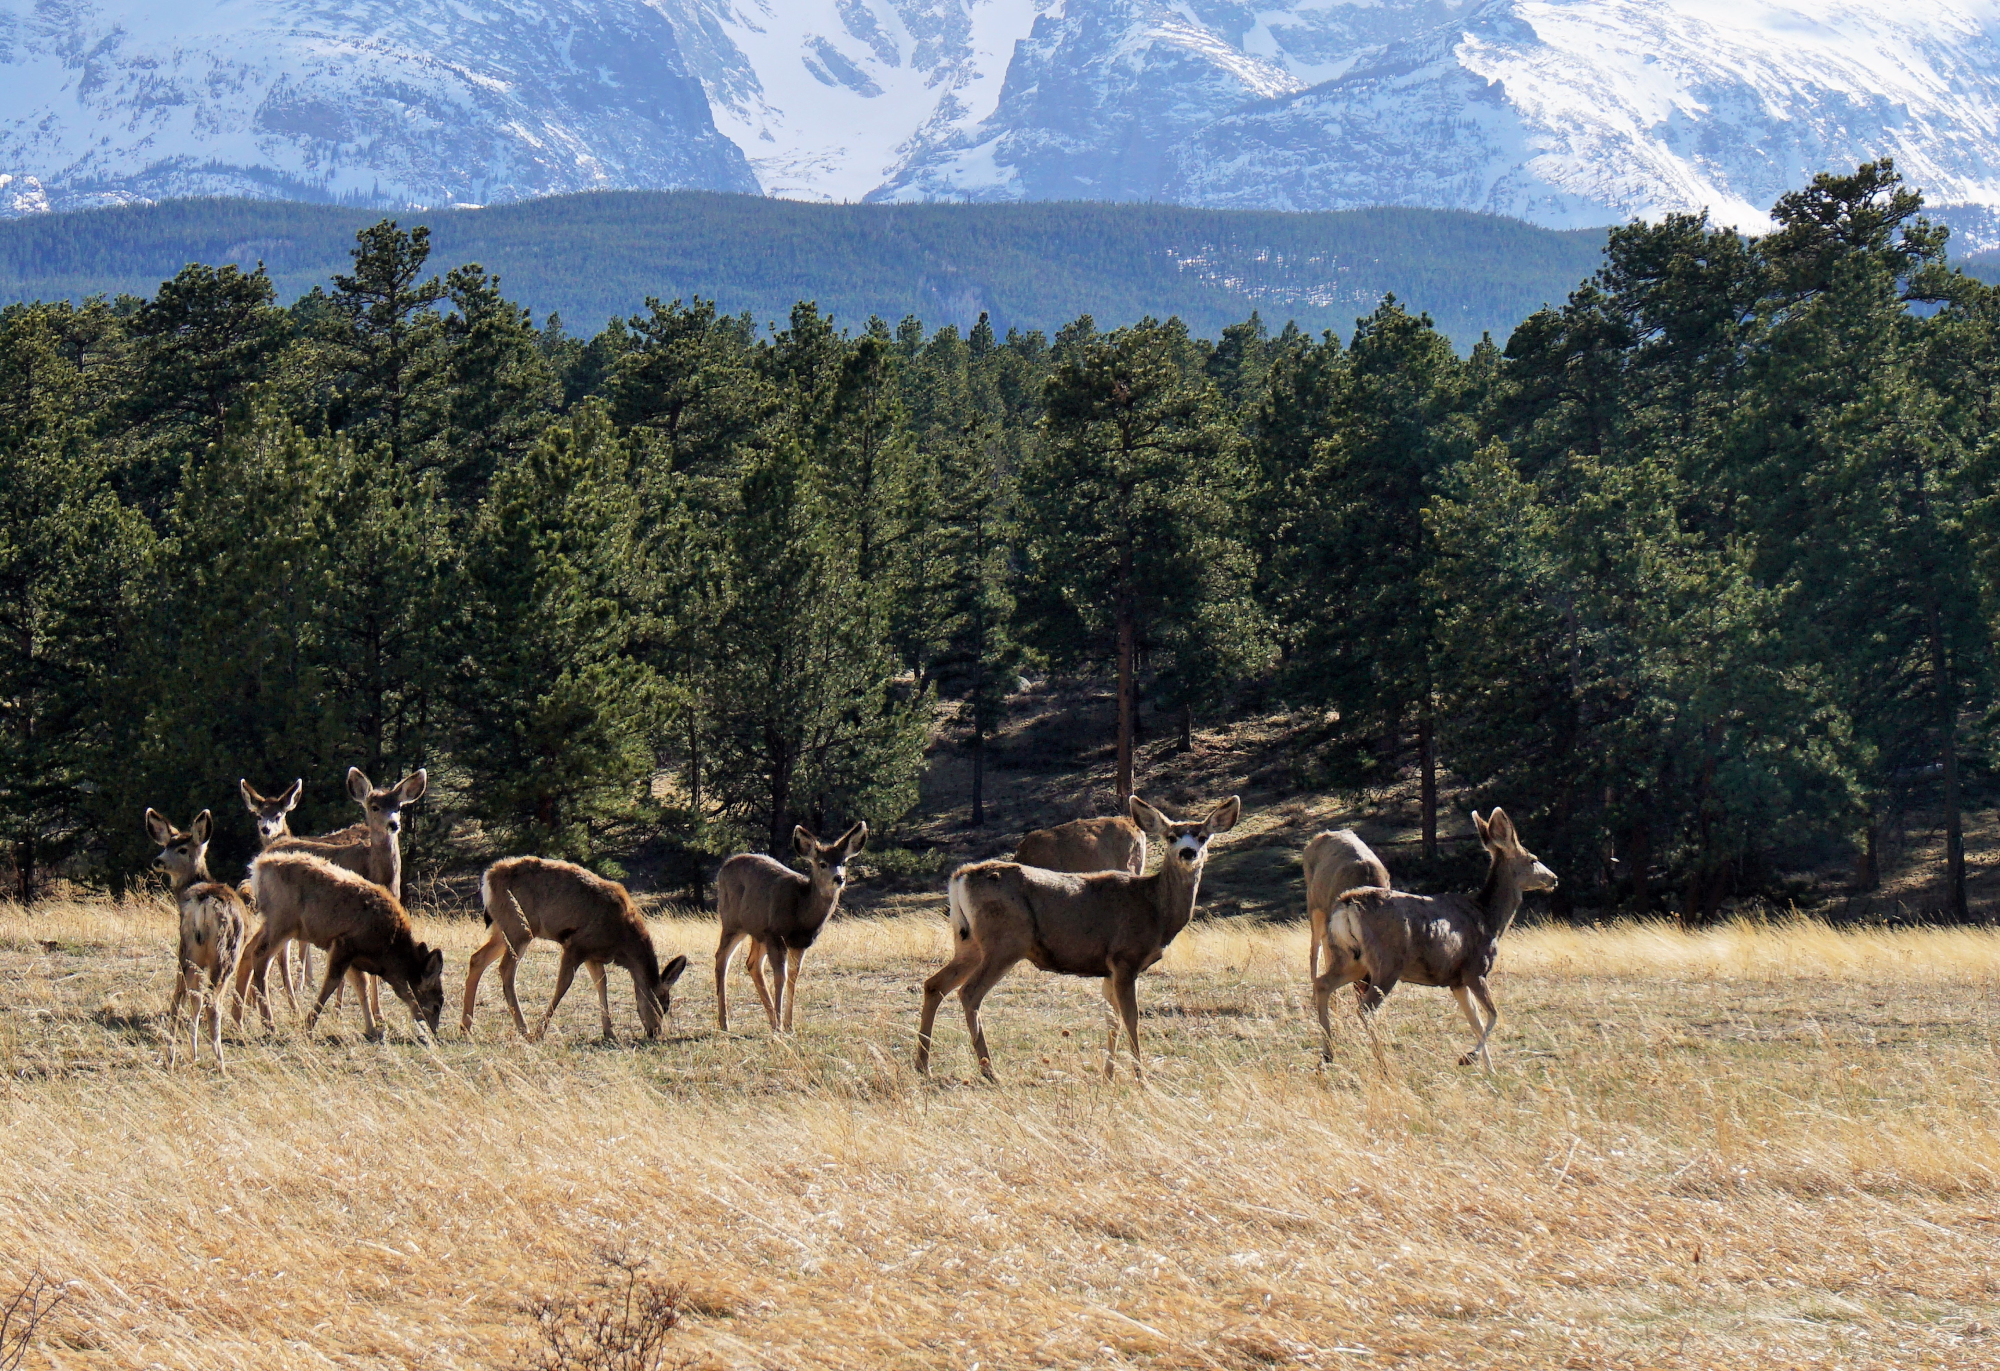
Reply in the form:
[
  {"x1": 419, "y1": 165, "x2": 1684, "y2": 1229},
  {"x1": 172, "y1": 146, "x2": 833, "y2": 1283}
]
[
  {"x1": 918, "y1": 794, "x2": 1240, "y2": 1083},
  {"x1": 466, "y1": 857, "x2": 690, "y2": 1041},
  {"x1": 237, "y1": 850, "x2": 444, "y2": 1040},
  {"x1": 714, "y1": 823, "x2": 866, "y2": 1032},
  {"x1": 1313, "y1": 808, "x2": 1555, "y2": 1069},
  {"x1": 1301, "y1": 829, "x2": 1390, "y2": 980},
  {"x1": 145, "y1": 808, "x2": 248, "y2": 1070},
  {"x1": 239, "y1": 777, "x2": 314, "y2": 1005},
  {"x1": 1014, "y1": 815, "x2": 1147, "y2": 875}
]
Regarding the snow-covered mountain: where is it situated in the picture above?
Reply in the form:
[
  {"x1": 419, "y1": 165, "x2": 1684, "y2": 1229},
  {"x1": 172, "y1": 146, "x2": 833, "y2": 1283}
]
[{"x1": 6, "y1": 0, "x2": 2000, "y2": 239}]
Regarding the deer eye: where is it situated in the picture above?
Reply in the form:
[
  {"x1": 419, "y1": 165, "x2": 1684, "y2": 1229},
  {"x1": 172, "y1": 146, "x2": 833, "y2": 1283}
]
[{"x1": 177, "y1": 847, "x2": 188, "y2": 855}]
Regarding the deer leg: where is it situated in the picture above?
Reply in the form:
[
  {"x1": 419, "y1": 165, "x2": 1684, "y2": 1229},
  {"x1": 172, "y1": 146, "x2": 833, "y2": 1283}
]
[
  {"x1": 497, "y1": 949, "x2": 531, "y2": 1039},
  {"x1": 1450, "y1": 986, "x2": 1488, "y2": 1068},
  {"x1": 744, "y1": 939, "x2": 780, "y2": 1032},
  {"x1": 713, "y1": 929, "x2": 746, "y2": 1031},
  {"x1": 230, "y1": 927, "x2": 262, "y2": 1028},
  {"x1": 462, "y1": 927, "x2": 510, "y2": 1034},
  {"x1": 781, "y1": 947, "x2": 804, "y2": 1033},
  {"x1": 917, "y1": 947, "x2": 980, "y2": 1075},
  {"x1": 1098, "y1": 977, "x2": 1122, "y2": 1080},
  {"x1": 1463, "y1": 977, "x2": 1501, "y2": 1068},
  {"x1": 531, "y1": 945, "x2": 586, "y2": 1043},
  {"x1": 957, "y1": 959, "x2": 1015, "y2": 1084},
  {"x1": 589, "y1": 961, "x2": 613, "y2": 1041},
  {"x1": 1109, "y1": 966, "x2": 1145, "y2": 1084},
  {"x1": 1308, "y1": 904, "x2": 1326, "y2": 983},
  {"x1": 352, "y1": 967, "x2": 383, "y2": 1041},
  {"x1": 305, "y1": 948, "x2": 356, "y2": 1034},
  {"x1": 250, "y1": 945, "x2": 281, "y2": 1031}
]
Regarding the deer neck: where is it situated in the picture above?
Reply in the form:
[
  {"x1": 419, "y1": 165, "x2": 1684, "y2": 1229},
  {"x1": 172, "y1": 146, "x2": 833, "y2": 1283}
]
[
  {"x1": 1476, "y1": 859, "x2": 1523, "y2": 939},
  {"x1": 368, "y1": 827, "x2": 402, "y2": 900},
  {"x1": 805, "y1": 875, "x2": 842, "y2": 927},
  {"x1": 1146, "y1": 854, "x2": 1205, "y2": 941},
  {"x1": 171, "y1": 857, "x2": 213, "y2": 899}
]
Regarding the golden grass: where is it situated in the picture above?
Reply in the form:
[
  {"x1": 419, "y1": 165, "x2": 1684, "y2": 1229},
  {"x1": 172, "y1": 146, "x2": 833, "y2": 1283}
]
[{"x1": 3, "y1": 897, "x2": 1999, "y2": 1368}]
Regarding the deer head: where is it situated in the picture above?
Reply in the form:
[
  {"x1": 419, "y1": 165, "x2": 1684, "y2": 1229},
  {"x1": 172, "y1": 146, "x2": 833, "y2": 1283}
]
[
  {"x1": 656, "y1": 954, "x2": 690, "y2": 1014},
  {"x1": 239, "y1": 778, "x2": 302, "y2": 844},
  {"x1": 1128, "y1": 794, "x2": 1241, "y2": 872},
  {"x1": 145, "y1": 808, "x2": 214, "y2": 888},
  {"x1": 793, "y1": 822, "x2": 867, "y2": 899},
  {"x1": 348, "y1": 767, "x2": 428, "y2": 841},
  {"x1": 410, "y1": 945, "x2": 445, "y2": 1033},
  {"x1": 1473, "y1": 809, "x2": 1557, "y2": 894}
]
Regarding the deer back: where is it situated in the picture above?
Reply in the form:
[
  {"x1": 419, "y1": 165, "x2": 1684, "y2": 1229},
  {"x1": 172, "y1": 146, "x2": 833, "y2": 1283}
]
[
  {"x1": 178, "y1": 881, "x2": 247, "y2": 977},
  {"x1": 1332, "y1": 889, "x2": 1491, "y2": 990},
  {"x1": 716, "y1": 853, "x2": 814, "y2": 941},
  {"x1": 483, "y1": 856, "x2": 653, "y2": 965},
  {"x1": 1303, "y1": 830, "x2": 1390, "y2": 913},
  {"x1": 1015, "y1": 816, "x2": 1147, "y2": 875},
  {"x1": 250, "y1": 850, "x2": 410, "y2": 954},
  {"x1": 951, "y1": 861, "x2": 1187, "y2": 976}
]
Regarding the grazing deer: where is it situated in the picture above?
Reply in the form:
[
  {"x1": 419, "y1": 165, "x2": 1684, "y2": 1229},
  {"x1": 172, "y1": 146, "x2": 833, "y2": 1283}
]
[
  {"x1": 237, "y1": 850, "x2": 444, "y2": 1040},
  {"x1": 1301, "y1": 829, "x2": 1390, "y2": 980},
  {"x1": 1313, "y1": 808, "x2": 1556, "y2": 1069},
  {"x1": 1014, "y1": 815, "x2": 1147, "y2": 875},
  {"x1": 918, "y1": 794, "x2": 1241, "y2": 1084},
  {"x1": 466, "y1": 857, "x2": 690, "y2": 1041},
  {"x1": 145, "y1": 808, "x2": 248, "y2": 1071},
  {"x1": 714, "y1": 823, "x2": 867, "y2": 1033}
]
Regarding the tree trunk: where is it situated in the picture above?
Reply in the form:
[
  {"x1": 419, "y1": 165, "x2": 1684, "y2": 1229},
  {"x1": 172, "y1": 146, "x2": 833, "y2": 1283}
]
[
  {"x1": 1115, "y1": 546, "x2": 1135, "y2": 802},
  {"x1": 14, "y1": 837, "x2": 33, "y2": 907},
  {"x1": 1857, "y1": 818, "x2": 1879, "y2": 891},
  {"x1": 1178, "y1": 703, "x2": 1193, "y2": 754},
  {"x1": 1927, "y1": 604, "x2": 1968, "y2": 921},
  {"x1": 1418, "y1": 700, "x2": 1438, "y2": 862},
  {"x1": 970, "y1": 729, "x2": 986, "y2": 827},
  {"x1": 1626, "y1": 819, "x2": 1652, "y2": 915}
]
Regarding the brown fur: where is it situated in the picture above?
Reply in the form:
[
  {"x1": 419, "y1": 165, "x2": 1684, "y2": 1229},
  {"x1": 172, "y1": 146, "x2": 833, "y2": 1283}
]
[
  {"x1": 918, "y1": 794, "x2": 1241, "y2": 1083},
  {"x1": 467, "y1": 856, "x2": 689, "y2": 1041},
  {"x1": 1301, "y1": 829, "x2": 1391, "y2": 981},
  {"x1": 236, "y1": 850, "x2": 444, "y2": 1040},
  {"x1": 145, "y1": 808, "x2": 248, "y2": 1071},
  {"x1": 714, "y1": 823, "x2": 867, "y2": 1032},
  {"x1": 1313, "y1": 808, "x2": 1557, "y2": 1069},
  {"x1": 1013, "y1": 816, "x2": 1147, "y2": 875}
]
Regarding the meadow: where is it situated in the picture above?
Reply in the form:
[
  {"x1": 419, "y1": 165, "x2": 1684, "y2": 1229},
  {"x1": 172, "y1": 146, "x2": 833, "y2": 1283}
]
[{"x1": 1, "y1": 897, "x2": 1996, "y2": 1368}]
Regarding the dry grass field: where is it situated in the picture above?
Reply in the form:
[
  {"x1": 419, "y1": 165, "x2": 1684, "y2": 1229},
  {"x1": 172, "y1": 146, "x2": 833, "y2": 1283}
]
[{"x1": 2, "y1": 897, "x2": 1999, "y2": 1369}]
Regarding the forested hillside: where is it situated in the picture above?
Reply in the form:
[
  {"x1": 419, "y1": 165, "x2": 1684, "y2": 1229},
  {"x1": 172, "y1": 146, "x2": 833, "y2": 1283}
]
[
  {"x1": 2, "y1": 162, "x2": 1992, "y2": 925},
  {"x1": 0, "y1": 193, "x2": 1605, "y2": 349}
]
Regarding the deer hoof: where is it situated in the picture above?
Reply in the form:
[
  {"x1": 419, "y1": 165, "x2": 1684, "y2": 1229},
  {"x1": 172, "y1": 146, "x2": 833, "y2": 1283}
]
[{"x1": 1457, "y1": 1053, "x2": 1476, "y2": 1066}]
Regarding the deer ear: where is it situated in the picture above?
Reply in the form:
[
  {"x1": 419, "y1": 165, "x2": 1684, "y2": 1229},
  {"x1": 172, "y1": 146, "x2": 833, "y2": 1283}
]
[
  {"x1": 347, "y1": 767, "x2": 373, "y2": 803},
  {"x1": 661, "y1": 953, "x2": 689, "y2": 988},
  {"x1": 840, "y1": 821, "x2": 868, "y2": 855},
  {"x1": 192, "y1": 810, "x2": 214, "y2": 844},
  {"x1": 1127, "y1": 795, "x2": 1171, "y2": 838},
  {"x1": 239, "y1": 779, "x2": 263, "y2": 812},
  {"x1": 1471, "y1": 811, "x2": 1490, "y2": 843},
  {"x1": 1202, "y1": 796, "x2": 1242, "y2": 835},
  {"x1": 423, "y1": 947, "x2": 444, "y2": 978},
  {"x1": 144, "y1": 808, "x2": 173, "y2": 845},
  {"x1": 1486, "y1": 808, "x2": 1517, "y2": 845},
  {"x1": 792, "y1": 826, "x2": 816, "y2": 859},
  {"x1": 397, "y1": 770, "x2": 428, "y2": 803},
  {"x1": 282, "y1": 779, "x2": 303, "y2": 811}
]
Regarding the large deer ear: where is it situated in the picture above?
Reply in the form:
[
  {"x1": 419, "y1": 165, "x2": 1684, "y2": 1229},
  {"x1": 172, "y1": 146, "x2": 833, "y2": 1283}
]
[
  {"x1": 239, "y1": 779, "x2": 264, "y2": 811},
  {"x1": 1471, "y1": 811, "x2": 1490, "y2": 843},
  {"x1": 839, "y1": 821, "x2": 868, "y2": 855},
  {"x1": 192, "y1": 810, "x2": 214, "y2": 844},
  {"x1": 1486, "y1": 808, "x2": 1517, "y2": 846},
  {"x1": 281, "y1": 779, "x2": 303, "y2": 811},
  {"x1": 792, "y1": 825, "x2": 816, "y2": 859},
  {"x1": 396, "y1": 770, "x2": 428, "y2": 803},
  {"x1": 660, "y1": 954, "x2": 689, "y2": 988},
  {"x1": 144, "y1": 808, "x2": 173, "y2": 845},
  {"x1": 1127, "y1": 795, "x2": 1172, "y2": 838},
  {"x1": 1202, "y1": 796, "x2": 1242, "y2": 835},
  {"x1": 347, "y1": 767, "x2": 373, "y2": 803}
]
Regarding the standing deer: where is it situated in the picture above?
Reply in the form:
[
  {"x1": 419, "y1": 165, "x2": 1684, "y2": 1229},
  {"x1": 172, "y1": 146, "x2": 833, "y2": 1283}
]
[
  {"x1": 1313, "y1": 808, "x2": 1555, "y2": 1069},
  {"x1": 239, "y1": 850, "x2": 444, "y2": 1040},
  {"x1": 918, "y1": 794, "x2": 1241, "y2": 1083},
  {"x1": 714, "y1": 823, "x2": 867, "y2": 1033},
  {"x1": 1014, "y1": 815, "x2": 1147, "y2": 875},
  {"x1": 239, "y1": 777, "x2": 313, "y2": 1003},
  {"x1": 145, "y1": 809, "x2": 248, "y2": 1071},
  {"x1": 1301, "y1": 829, "x2": 1390, "y2": 980},
  {"x1": 466, "y1": 857, "x2": 690, "y2": 1041}
]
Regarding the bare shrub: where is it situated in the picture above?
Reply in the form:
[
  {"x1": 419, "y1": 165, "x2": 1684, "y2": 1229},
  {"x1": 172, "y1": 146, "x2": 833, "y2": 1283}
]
[
  {"x1": 0, "y1": 1271, "x2": 67, "y2": 1371},
  {"x1": 517, "y1": 1250, "x2": 690, "y2": 1371}
]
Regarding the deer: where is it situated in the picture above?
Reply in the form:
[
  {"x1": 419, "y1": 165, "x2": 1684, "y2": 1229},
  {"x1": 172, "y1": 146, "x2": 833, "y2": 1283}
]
[
  {"x1": 1313, "y1": 808, "x2": 1556, "y2": 1070},
  {"x1": 1014, "y1": 815, "x2": 1147, "y2": 875},
  {"x1": 465, "y1": 857, "x2": 690, "y2": 1041},
  {"x1": 144, "y1": 808, "x2": 248, "y2": 1071},
  {"x1": 1301, "y1": 829, "x2": 1391, "y2": 981},
  {"x1": 239, "y1": 768, "x2": 426, "y2": 1022},
  {"x1": 713, "y1": 822, "x2": 867, "y2": 1033},
  {"x1": 238, "y1": 849, "x2": 444, "y2": 1041},
  {"x1": 238, "y1": 777, "x2": 316, "y2": 1005},
  {"x1": 918, "y1": 794, "x2": 1241, "y2": 1084}
]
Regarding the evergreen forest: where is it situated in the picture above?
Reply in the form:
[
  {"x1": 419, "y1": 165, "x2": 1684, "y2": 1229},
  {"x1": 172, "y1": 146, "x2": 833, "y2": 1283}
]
[{"x1": 3, "y1": 160, "x2": 1994, "y2": 925}]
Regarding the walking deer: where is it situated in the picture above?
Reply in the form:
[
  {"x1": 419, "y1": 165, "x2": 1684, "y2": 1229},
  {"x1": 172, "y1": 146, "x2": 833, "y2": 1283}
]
[
  {"x1": 236, "y1": 850, "x2": 444, "y2": 1040},
  {"x1": 714, "y1": 823, "x2": 867, "y2": 1033},
  {"x1": 1301, "y1": 829, "x2": 1390, "y2": 980},
  {"x1": 466, "y1": 857, "x2": 690, "y2": 1041},
  {"x1": 145, "y1": 809, "x2": 248, "y2": 1071},
  {"x1": 1014, "y1": 815, "x2": 1147, "y2": 875},
  {"x1": 1313, "y1": 808, "x2": 1555, "y2": 1069},
  {"x1": 918, "y1": 794, "x2": 1241, "y2": 1083}
]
